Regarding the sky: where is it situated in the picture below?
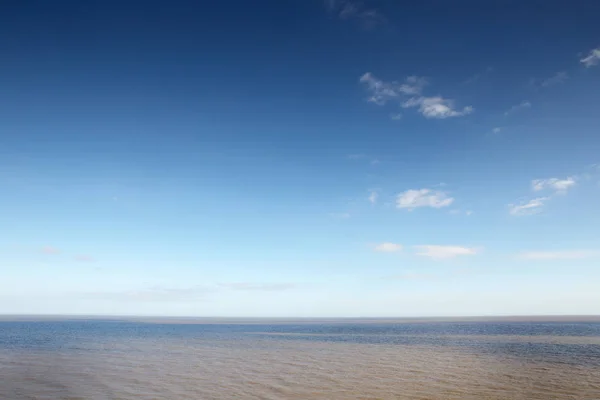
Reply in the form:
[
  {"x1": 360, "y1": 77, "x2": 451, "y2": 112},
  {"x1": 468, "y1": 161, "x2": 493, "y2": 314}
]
[{"x1": 1, "y1": 0, "x2": 600, "y2": 317}]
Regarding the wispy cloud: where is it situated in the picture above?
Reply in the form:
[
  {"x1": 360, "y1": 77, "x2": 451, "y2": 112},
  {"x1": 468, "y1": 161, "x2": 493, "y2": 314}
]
[
  {"x1": 531, "y1": 177, "x2": 577, "y2": 194},
  {"x1": 517, "y1": 250, "x2": 598, "y2": 260},
  {"x1": 368, "y1": 190, "x2": 378, "y2": 204},
  {"x1": 85, "y1": 285, "x2": 214, "y2": 302},
  {"x1": 218, "y1": 282, "x2": 297, "y2": 291},
  {"x1": 360, "y1": 72, "x2": 474, "y2": 119},
  {"x1": 359, "y1": 73, "x2": 427, "y2": 105},
  {"x1": 347, "y1": 153, "x2": 379, "y2": 165},
  {"x1": 41, "y1": 246, "x2": 60, "y2": 255},
  {"x1": 402, "y1": 96, "x2": 474, "y2": 119},
  {"x1": 540, "y1": 71, "x2": 569, "y2": 87},
  {"x1": 360, "y1": 72, "x2": 473, "y2": 119},
  {"x1": 508, "y1": 197, "x2": 548, "y2": 216},
  {"x1": 390, "y1": 112, "x2": 403, "y2": 120},
  {"x1": 504, "y1": 101, "x2": 531, "y2": 116},
  {"x1": 326, "y1": 0, "x2": 386, "y2": 28},
  {"x1": 580, "y1": 47, "x2": 600, "y2": 68},
  {"x1": 463, "y1": 67, "x2": 493, "y2": 85},
  {"x1": 396, "y1": 189, "x2": 454, "y2": 210},
  {"x1": 509, "y1": 173, "x2": 578, "y2": 216},
  {"x1": 414, "y1": 245, "x2": 478, "y2": 260},
  {"x1": 491, "y1": 127, "x2": 502, "y2": 134},
  {"x1": 374, "y1": 242, "x2": 402, "y2": 253},
  {"x1": 83, "y1": 281, "x2": 297, "y2": 302}
]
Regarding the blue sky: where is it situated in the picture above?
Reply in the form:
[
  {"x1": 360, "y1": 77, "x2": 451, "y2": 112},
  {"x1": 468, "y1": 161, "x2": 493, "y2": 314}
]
[{"x1": 1, "y1": 0, "x2": 599, "y2": 317}]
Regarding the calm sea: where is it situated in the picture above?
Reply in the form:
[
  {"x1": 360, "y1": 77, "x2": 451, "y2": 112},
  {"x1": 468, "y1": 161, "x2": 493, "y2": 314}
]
[{"x1": 1, "y1": 318, "x2": 599, "y2": 399}]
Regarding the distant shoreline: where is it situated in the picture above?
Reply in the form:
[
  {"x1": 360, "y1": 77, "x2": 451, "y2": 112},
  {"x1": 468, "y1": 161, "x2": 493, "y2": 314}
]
[{"x1": 1, "y1": 315, "x2": 599, "y2": 324}]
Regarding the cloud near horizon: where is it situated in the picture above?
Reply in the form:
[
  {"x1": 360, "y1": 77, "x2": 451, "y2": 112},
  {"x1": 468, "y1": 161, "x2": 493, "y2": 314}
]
[
  {"x1": 83, "y1": 281, "x2": 297, "y2": 303},
  {"x1": 517, "y1": 250, "x2": 598, "y2": 260},
  {"x1": 386, "y1": 272, "x2": 436, "y2": 280},
  {"x1": 85, "y1": 286, "x2": 214, "y2": 302},
  {"x1": 218, "y1": 282, "x2": 297, "y2": 291}
]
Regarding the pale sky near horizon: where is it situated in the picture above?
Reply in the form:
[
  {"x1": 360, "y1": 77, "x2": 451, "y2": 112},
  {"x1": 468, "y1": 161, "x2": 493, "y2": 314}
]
[{"x1": 1, "y1": 0, "x2": 600, "y2": 317}]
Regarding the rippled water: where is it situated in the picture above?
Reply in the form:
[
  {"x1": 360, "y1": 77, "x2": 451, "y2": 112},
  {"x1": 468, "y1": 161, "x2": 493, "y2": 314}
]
[{"x1": 1, "y1": 318, "x2": 599, "y2": 399}]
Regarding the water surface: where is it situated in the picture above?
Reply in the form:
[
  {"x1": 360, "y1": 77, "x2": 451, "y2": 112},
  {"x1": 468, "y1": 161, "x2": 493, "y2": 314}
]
[{"x1": 1, "y1": 317, "x2": 599, "y2": 399}]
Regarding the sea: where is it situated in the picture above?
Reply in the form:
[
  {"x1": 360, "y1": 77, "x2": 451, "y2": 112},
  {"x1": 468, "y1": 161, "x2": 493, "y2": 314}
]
[{"x1": 1, "y1": 316, "x2": 599, "y2": 399}]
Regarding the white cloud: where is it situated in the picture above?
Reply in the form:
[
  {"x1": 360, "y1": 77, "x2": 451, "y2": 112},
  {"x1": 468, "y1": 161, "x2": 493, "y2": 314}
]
[
  {"x1": 580, "y1": 47, "x2": 600, "y2": 68},
  {"x1": 531, "y1": 177, "x2": 577, "y2": 194},
  {"x1": 541, "y1": 71, "x2": 569, "y2": 87},
  {"x1": 414, "y1": 245, "x2": 478, "y2": 260},
  {"x1": 397, "y1": 75, "x2": 428, "y2": 95},
  {"x1": 504, "y1": 101, "x2": 531, "y2": 116},
  {"x1": 390, "y1": 112, "x2": 402, "y2": 120},
  {"x1": 492, "y1": 127, "x2": 502, "y2": 134},
  {"x1": 402, "y1": 96, "x2": 473, "y2": 119},
  {"x1": 509, "y1": 175, "x2": 578, "y2": 216},
  {"x1": 360, "y1": 73, "x2": 427, "y2": 105},
  {"x1": 517, "y1": 250, "x2": 598, "y2": 260},
  {"x1": 508, "y1": 197, "x2": 548, "y2": 216},
  {"x1": 368, "y1": 191, "x2": 378, "y2": 204},
  {"x1": 360, "y1": 73, "x2": 472, "y2": 119},
  {"x1": 396, "y1": 189, "x2": 454, "y2": 210},
  {"x1": 374, "y1": 242, "x2": 403, "y2": 252}
]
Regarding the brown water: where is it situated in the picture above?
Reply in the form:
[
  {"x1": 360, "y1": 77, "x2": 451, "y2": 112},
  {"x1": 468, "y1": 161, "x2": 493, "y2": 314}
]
[{"x1": 1, "y1": 319, "x2": 599, "y2": 399}]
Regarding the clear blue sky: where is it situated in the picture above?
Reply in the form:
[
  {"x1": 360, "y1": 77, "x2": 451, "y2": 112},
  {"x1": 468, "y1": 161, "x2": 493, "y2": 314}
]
[{"x1": 1, "y1": 0, "x2": 599, "y2": 317}]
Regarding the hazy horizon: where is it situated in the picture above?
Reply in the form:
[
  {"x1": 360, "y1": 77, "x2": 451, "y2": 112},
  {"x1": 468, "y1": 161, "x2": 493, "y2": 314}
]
[{"x1": 2, "y1": 314, "x2": 600, "y2": 322}]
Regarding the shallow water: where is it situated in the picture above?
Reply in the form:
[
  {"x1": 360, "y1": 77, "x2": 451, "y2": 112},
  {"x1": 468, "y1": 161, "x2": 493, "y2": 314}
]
[{"x1": 1, "y1": 319, "x2": 599, "y2": 399}]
